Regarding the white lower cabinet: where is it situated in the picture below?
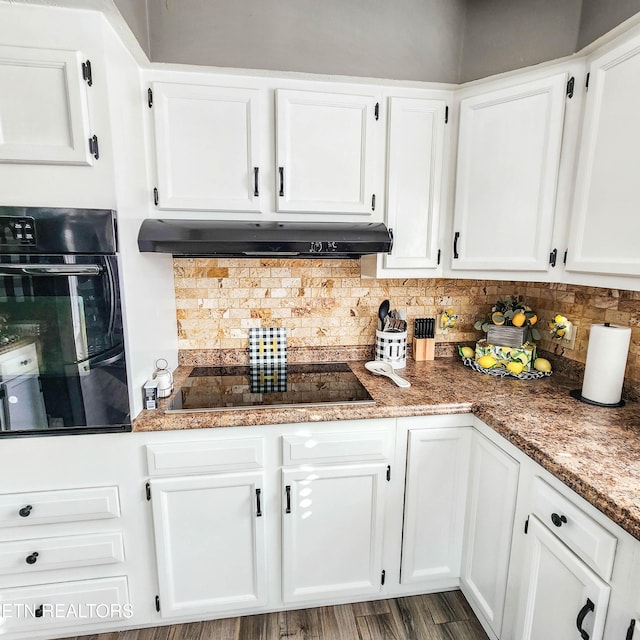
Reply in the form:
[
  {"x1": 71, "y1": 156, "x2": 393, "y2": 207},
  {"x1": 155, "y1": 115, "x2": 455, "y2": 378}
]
[
  {"x1": 401, "y1": 427, "x2": 471, "y2": 586},
  {"x1": 149, "y1": 471, "x2": 267, "y2": 618},
  {"x1": 515, "y1": 515, "x2": 610, "y2": 640},
  {"x1": 461, "y1": 431, "x2": 519, "y2": 638},
  {"x1": 0, "y1": 576, "x2": 130, "y2": 634},
  {"x1": 281, "y1": 463, "x2": 387, "y2": 603}
]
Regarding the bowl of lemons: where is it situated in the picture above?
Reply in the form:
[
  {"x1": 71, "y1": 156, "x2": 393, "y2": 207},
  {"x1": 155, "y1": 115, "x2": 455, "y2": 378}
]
[{"x1": 459, "y1": 346, "x2": 552, "y2": 380}]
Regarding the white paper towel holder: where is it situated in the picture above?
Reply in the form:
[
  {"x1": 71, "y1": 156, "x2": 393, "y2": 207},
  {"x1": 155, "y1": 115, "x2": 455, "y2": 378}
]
[
  {"x1": 570, "y1": 321, "x2": 627, "y2": 408},
  {"x1": 569, "y1": 388, "x2": 625, "y2": 408}
]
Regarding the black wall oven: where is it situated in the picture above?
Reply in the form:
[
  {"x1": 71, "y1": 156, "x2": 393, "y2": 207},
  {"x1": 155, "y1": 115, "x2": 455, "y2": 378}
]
[{"x1": 0, "y1": 207, "x2": 131, "y2": 437}]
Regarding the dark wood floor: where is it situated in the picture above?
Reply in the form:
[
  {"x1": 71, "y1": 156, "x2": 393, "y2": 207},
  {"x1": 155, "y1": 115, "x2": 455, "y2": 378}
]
[{"x1": 60, "y1": 590, "x2": 489, "y2": 640}]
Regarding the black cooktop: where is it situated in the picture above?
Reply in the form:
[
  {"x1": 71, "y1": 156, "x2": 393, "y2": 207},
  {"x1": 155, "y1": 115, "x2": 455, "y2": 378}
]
[{"x1": 167, "y1": 363, "x2": 375, "y2": 412}]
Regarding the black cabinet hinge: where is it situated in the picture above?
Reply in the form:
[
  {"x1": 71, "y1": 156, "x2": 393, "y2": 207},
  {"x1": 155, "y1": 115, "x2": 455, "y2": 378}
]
[
  {"x1": 445, "y1": 105, "x2": 449, "y2": 124},
  {"x1": 371, "y1": 194, "x2": 376, "y2": 211},
  {"x1": 148, "y1": 87, "x2": 153, "y2": 108},
  {"x1": 563, "y1": 250, "x2": 568, "y2": 265},
  {"x1": 153, "y1": 187, "x2": 159, "y2": 206},
  {"x1": 626, "y1": 618, "x2": 636, "y2": 640},
  {"x1": 585, "y1": 72, "x2": 590, "y2": 91},
  {"x1": 549, "y1": 248, "x2": 558, "y2": 268},
  {"x1": 374, "y1": 102, "x2": 379, "y2": 120},
  {"x1": 524, "y1": 516, "x2": 529, "y2": 534},
  {"x1": 381, "y1": 569, "x2": 386, "y2": 585},
  {"x1": 82, "y1": 60, "x2": 93, "y2": 87},
  {"x1": 155, "y1": 595, "x2": 160, "y2": 612},
  {"x1": 566, "y1": 76, "x2": 575, "y2": 99},
  {"x1": 145, "y1": 482, "x2": 151, "y2": 501},
  {"x1": 88, "y1": 135, "x2": 99, "y2": 160},
  {"x1": 437, "y1": 248, "x2": 441, "y2": 265},
  {"x1": 386, "y1": 465, "x2": 391, "y2": 481}
]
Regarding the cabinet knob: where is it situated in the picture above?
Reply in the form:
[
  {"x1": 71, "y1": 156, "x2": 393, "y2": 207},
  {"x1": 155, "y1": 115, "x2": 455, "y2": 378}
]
[
  {"x1": 18, "y1": 505, "x2": 32, "y2": 518},
  {"x1": 25, "y1": 552, "x2": 39, "y2": 565},
  {"x1": 20, "y1": 359, "x2": 30, "y2": 366},
  {"x1": 551, "y1": 512, "x2": 567, "y2": 527}
]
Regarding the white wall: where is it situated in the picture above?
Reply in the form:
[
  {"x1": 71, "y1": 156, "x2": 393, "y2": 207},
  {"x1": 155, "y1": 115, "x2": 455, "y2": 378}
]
[{"x1": 113, "y1": 0, "x2": 151, "y2": 57}]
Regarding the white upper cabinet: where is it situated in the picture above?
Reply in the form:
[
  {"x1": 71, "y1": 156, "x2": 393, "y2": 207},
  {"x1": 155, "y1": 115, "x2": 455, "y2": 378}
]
[
  {"x1": 566, "y1": 32, "x2": 640, "y2": 277},
  {"x1": 451, "y1": 72, "x2": 568, "y2": 272},
  {"x1": 0, "y1": 45, "x2": 93, "y2": 165},
  {"x1": 275, "y1": 89, "x2": 380, "y2": 215},
  {"x1": 362, "y1": 95, "x2": 448, "y2": 278},
  {"x1": 150, "y1": 82, "x2": 262, "y2": 211}
]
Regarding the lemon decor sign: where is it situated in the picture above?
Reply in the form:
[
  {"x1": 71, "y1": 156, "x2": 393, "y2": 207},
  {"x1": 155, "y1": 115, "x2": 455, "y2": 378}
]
[{"x1": 474, "y1": 339, "x2": 537, "y2": 371}]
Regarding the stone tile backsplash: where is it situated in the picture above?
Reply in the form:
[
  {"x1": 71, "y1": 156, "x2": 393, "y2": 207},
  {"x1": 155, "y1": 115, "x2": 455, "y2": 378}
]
[{"x1": 174, "y1": 258, "x2": 640, "y2": 386}]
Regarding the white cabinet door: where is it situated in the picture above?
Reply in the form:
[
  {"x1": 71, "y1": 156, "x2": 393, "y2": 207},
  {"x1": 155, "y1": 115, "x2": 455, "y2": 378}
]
[
  {"x1": 151, "y1": 82, "x2": 262, "y2": 211},
  {"x1": 383, "y1": 97, "x2": 447, "y2": 272},
  {"x1": 276, "y1": 89, "x2": 379, "y2": 214},
  {"x1": 516, "y1": 515, "x2": 610, "y2": 640},
  {"x1": 566, "y1": 33, "x2": 640, "y2": 277},
  {"x1": 401, "y1": 427, "x2": 471, "y2": 585},
  {"x1": 451, "y1": 73, "x2": 567, "y2": 271},
  {"x1": 149, "y1": 472, "x2": 266, "y2": 618},
  {"x1": 461, "y1": 431, "x2": 519, "y2": 638},
  {"x1": 0, "y1": 45, "x2": 92, "y2": 165},
  {"x1": 281, "y1": 463, "x2": 386, "y2": 603}
]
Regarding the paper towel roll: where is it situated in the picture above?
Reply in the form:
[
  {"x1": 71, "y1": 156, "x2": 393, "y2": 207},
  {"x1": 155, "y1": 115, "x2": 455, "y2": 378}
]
[{"x1": 581, "y1": 323, "x2": 631, "y2": 405}]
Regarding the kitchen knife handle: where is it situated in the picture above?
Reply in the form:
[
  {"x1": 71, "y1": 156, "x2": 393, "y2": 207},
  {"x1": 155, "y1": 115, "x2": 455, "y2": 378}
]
[
  {"x1": 285, "y1": 485, "x2": 291, "y2": 513},
  {"x1": 279, "y1": 167, "x2": 285, "y2": 197}
]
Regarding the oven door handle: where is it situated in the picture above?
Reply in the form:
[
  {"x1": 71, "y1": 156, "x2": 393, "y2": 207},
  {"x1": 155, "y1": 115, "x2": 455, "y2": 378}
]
[{"x1": 0, "y1": 264, "x2": 104, "y2": 276}]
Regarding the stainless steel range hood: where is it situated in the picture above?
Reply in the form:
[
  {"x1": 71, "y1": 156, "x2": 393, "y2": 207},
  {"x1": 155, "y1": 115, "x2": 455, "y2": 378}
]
[{"x1": 137, "y1": 219, "x2": 393, "y2": 258}]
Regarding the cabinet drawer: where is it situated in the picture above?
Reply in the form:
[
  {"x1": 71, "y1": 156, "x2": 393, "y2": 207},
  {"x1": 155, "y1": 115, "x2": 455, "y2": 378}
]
[
  {"x1": 532, "y1": 477, "x2": 617, "y2": 580},
  {"x1": 0, "y1": 576, "x2": 130, "y2": 633},
  {"x1": 146, "y1": 437, "x2": 263, "y2": 476},
  {"x1": 0, "y1": 532, "x2": 124, "y2": 575},
  {"x1": 0, "y1": 343, "x2": 39, "y2": 378},
  {"x1": 0, "y1": 486, "x2": 120, "y2": 528},
  {"x1": 282, "y1": 429, "x2": 391, "y2": 465}
]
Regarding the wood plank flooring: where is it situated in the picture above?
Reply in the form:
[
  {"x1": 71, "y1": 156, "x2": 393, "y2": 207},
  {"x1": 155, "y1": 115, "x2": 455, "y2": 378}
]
[{"x1": 60, "y1": 590, "x2": 489, "y2": 640}]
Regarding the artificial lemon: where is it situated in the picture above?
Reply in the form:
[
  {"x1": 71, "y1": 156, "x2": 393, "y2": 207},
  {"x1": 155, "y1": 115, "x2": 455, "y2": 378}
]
[
  {"x1": 555, "y1": 328, "x2": 566, "y2": 338},
  {"x1": 512, "y1": 311, "x2": 526, "y2": 327},
  {"x1": 554, "y1": 314, "x2": 565, "y2": 324},
  {"x1": 460, "y1": 346, "x2": 475, "y2": 358},
  {"x1": 491, "y1": 312, "x2": 505, "y2": 326},
  {"x1": 446, "y1": 307, "x2": 455, "y2": 316},
  {"x1": 529, "y1": 314, "x2": 538, "y2": 325},
  {"x1": 533, "y1": 357, "x2": 552, "y2": 372},
  {"x1": 506, "y1": 361, "x2": 524, "y2": 375},
  {"x1": 477, "y1": 355, "x2": 498, "y2": 369}
]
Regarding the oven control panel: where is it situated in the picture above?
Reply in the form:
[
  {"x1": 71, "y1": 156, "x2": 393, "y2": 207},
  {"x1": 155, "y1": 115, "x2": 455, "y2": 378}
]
[{"x1": 0, "y1": 217, "x2": 37, "y2": 246}]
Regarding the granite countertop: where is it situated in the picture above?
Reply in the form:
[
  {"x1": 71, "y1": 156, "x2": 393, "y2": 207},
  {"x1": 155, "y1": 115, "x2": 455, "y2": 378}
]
[{"x1": 134, "y1": 358, "x2": 640, "y2": 542}]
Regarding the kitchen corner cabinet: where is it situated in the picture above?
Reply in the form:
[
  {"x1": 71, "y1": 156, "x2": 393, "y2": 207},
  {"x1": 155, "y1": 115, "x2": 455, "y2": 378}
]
[
  {"x1": 451, "y1": 72, "x2": 568, "y2": 272},
  {"x1": 515, "y1": 515, "x2": 610, "y2": 640},
  {"x1": 281, "y1": 463, "x2": 387, "y2": 603},
  {"x1": 148, "y1": 471, "x2": 267, "y2": 618},
  {"x1": 0, "y1": 45, "x2": 94, "y2": 165},
  {"x1": 460, "y1": 430, "x2": 519, "y2": 638},
  {"x1": 401, "y1": 427, "x2": 471, "y2": 586},
  {"x1": 566, "y1": 32, "x2": 640, "y2": 277},
  {"x1": 275, "y1": 89, "x2": 380, "y2": 215},
  {"x1": 361, "y1": 95, "x2": 448, "y2": 278},
  {"x1": 149, "y1": 82, "x2": 262, "y2": 212}
]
